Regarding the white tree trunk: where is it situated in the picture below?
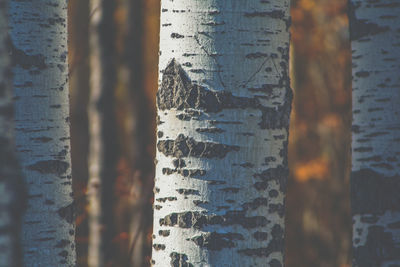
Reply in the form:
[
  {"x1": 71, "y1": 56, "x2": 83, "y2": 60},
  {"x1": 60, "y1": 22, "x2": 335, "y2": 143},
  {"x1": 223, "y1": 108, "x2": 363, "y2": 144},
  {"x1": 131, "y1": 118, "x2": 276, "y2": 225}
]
[
  {"x1": 87, "y1": 0, "x2": 117, "y2": 266},
  {"x1": 349, "y1": 0, "x2": 400, "y2": 266},
  {"x1": 152, "y1": 1, "x2": 291, "y2": 266},
  {"x1": 9, "y1": 1, "x2": 76, "y2": 266},
  {"x1": 0, "y1": 1, "x2": 25, "y2": 266}
]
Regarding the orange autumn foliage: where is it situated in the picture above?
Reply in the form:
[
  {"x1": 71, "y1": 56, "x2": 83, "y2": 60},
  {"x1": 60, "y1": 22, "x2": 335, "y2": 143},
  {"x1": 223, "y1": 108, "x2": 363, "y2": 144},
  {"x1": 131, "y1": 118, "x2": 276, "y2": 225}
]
[{"x1": 294, "y1": 158, "x2": 329, "y2": 182}]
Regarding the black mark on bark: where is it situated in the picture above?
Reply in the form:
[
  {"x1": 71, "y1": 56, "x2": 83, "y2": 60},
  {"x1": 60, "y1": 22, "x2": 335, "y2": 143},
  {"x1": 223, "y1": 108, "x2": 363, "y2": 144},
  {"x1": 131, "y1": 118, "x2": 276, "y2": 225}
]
[
  {"x1": 57, "y1": 202, "x2": 75, "y2": 224},
  {"x1": 27, "y1": 160, "x2": 69, "y2": 175},
  {"x1": 157, "y1": 134, "x2": 239, "y2": 158},
  {"x1": 355, "y1": 71, "x2": 370, "y2": 78},
  {"x1": 171, "y1": 33, "x2": 184, "y2": 39},
  {"x1": 196, "y1": 127, "x2": 225, "y2": 133},
  {"x1": 191, "y1": 232, "x2": 244, "y2": 250},
  {"x1": 170, "y1": 252, "x2": 194, "y2": 267},
  {"x1": 269, "y1": 203, "x2": 285, "y2": 217},
  {"x1": 269, "y1": 259, "x2": 282, "y2": 267},
  {"x1": 156, "y1": 197, "x2": 177, "y2": 203},
  {"x1": 160, "y1": 210, "x2": 269, "y2": 229},
  {"x1": 238, "y1": 224, "x2": 284, "y2": 257},
  {"x1": 351, "y1": 168, "x2": 400, "y2": 214},
  {"x1": 244, "y1": 10, "x2": 285, "y2": 19},
  {"x1": 30, "y1": 136, "x2": 53, "y2": 143},
  {"x1": 153, "y1": 244, "x2": 166, "y2": 251},
  {"x1": 173, "y1": 159, "x2": 186, "y2": 168},
  {"x1": 242, "y1": 197, "x2": 268, "y2": 210},
  {"x1": 348, "y1": 2, "x2": 390, "y2": 40},
  {"x1": 10, "y1": 41, "x2": 47, "y2": 69},
  {"x1": 55, "y1": 239, "x2": 70, "y2": 248},
  {"x1": 162, "y1": 167, "x2": 206, "y2": 177},
  {"x1": 176, "y1": 189, "x2": 200, "y2": 195},
  {"x1": 253, "y1": 231, "x2": 269, "y2": 241},
  {"x1": 253, "y1": 166, "x2": 288, "y2": 192},
  {"x1": 353, "y1": 226, "x2": 400, "y2": 266},
  {"x1": 159, "y1": 230, "x2": 170, "y2": 236}
]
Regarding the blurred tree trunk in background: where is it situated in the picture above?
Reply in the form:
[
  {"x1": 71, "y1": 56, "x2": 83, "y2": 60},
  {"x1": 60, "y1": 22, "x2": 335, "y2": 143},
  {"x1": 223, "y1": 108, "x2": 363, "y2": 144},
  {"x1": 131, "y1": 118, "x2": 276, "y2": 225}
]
[
  {"x1": 68, "y1": 0, "x2": 90, "y2": 265},
  {"x1": 349, "y1": 1, "x2": 400, "y2": 266},
  {"x1": 9, "y1": 0, "x2": 76, "y2": 265},
  {"x1": 87, "y1": 0, "x2": 118, "y2": 266},
  {"x1": 123, "y1": 0, "x2": 154, "y2": 266},
  {"x1": 286, "y1": 1, "x2": 352, "y2": 266},
  {"x1": 0, "y1": 1, "x2": 25, "y2": 265},
  {"x1": 152, "y1": 1, "x2": 291, "y2": 266}
]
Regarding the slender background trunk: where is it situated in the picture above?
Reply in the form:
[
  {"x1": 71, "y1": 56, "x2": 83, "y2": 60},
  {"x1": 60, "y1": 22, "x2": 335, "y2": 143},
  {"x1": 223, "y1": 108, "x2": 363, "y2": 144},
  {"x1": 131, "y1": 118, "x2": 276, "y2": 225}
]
[
  {"x1": 349, "y1": 0, "x2": 400, "y2": 266},
  {"x1": 9, "y1": 0, "x2": 76, "y2": 265},
  {"x1": 0, "y1": 0, "x2": 25, "y2": 265},
  {"x1": 152, "y1": 1, "x2": 291, "y2": 266},
  {"x1": 123, "y1": 0, "x2": 154, "y2": 265},
  {"x1": 68, "y1": 0, "x2": 90, "y2": 263},
  {"x1": 87, "y1": 0, "x2": 118, "y2": 266}
]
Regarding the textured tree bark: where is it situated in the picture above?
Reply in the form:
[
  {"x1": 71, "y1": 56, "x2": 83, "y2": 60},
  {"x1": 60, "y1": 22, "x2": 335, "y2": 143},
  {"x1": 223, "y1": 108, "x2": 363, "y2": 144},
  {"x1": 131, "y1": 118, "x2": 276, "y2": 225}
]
[
  {"x1": 9, "y1": 0, "x2": 76, "y2": 266},
  {"x1": 0, "y1": 1, "x2": 25, "y2": 266},
  {"x1": 87, "y1": 0, "x2": 118, "y2": 266},
  {"x1": 152, "y1": 1, "x2": 291, "y2": 266},
  {"x1": 349, "y1": 0, "x2": 400, "y2": 266}
]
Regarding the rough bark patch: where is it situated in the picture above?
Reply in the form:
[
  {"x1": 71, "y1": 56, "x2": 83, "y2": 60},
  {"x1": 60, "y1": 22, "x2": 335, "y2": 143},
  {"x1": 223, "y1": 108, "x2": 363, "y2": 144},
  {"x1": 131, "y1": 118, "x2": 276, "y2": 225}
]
[
  {"x1": 162, "y1": 168, "x2": 206, "y2": 177},
  {"x1": 353, "y1": 226, "x2": 400, "y2": 266},
  {"x1": 157, "y1": 59, "x2": 256, "y2": 112},
  {"x1": 157, "y1": 134, "x2": 239, "y2": 159},
  {"x1": 157, "y1": 59, "x2": 291, "y2": 130},
  {"x1": 191, "y1": 232, "x2": 244, "y2": 250},
  {"x1": 160, "y1": 211, "x2": 269, "y2": 229},
  {"x1": 351, "y1": 168, "x2": 400, "y2": 214}
]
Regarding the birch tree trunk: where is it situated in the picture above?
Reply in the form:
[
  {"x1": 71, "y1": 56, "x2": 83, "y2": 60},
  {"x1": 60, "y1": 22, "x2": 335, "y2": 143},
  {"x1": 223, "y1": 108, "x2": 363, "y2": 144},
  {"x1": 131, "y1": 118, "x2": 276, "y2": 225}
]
[
  {"x1": 9, "y1": 0, "x2": 76, "y2": 266},
  {"x1": 0, "y1": 1, "x2": 25, "y2": 265},
  {"x1": 349, "y1": 0, "x2": 400, "y2": 266},
  {"x1": 87, "y1": 0, "x2": 117, "y2": 266},
  {"x1": 152, "y1": 1, "x2": 291, "y2": 266}
]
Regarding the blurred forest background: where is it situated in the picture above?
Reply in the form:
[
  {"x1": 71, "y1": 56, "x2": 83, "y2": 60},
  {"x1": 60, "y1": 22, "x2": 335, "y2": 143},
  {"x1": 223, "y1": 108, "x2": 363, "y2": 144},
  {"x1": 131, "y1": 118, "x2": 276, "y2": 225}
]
[{"x1": 68, "y1": 0, "x2": 352, "y2": 266}]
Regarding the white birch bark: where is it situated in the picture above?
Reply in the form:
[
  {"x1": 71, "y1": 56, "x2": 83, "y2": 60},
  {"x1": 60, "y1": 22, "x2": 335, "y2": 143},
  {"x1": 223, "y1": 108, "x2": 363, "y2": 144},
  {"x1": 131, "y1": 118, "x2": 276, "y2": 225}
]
[
  {"x1": 88, "y1": 0, "x2": 117, "y2": 266},
  {"x1": 153, "y1": 1, "x2": 291, "y2": 266},
  {"x1": 349, "y1": 0, "x2": 400, "y2": 266},
  {"x1": 9, "y1": 1, "x2": 76, "y2": 266},
  {"x1": 0, "y1": 1, "x2": 24, "y2": 266}
]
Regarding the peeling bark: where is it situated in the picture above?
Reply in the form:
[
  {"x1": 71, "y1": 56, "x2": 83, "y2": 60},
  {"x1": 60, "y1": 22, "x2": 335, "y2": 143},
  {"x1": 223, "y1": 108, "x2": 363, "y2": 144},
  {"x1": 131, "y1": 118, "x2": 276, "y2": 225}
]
[
  {"x1": 350, "y1": 0, "x2": 400, "y2": 266},
  {"x1": 153, "y1": 1, "x2": 291, "y2": 265},
  {"x1": 87, "y1": 0, "x2": 118, "y2": 266},
  {"x1": 9, "y1": 0, "x2": 76, "y2": 266}
]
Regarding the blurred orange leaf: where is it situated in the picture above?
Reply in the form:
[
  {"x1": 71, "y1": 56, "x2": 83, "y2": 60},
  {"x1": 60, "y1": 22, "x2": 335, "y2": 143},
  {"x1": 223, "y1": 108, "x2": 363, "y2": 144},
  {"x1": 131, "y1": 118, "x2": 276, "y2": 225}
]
[{"x1": 294, "y1": 158, "x2": 329, "y2": 182}]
